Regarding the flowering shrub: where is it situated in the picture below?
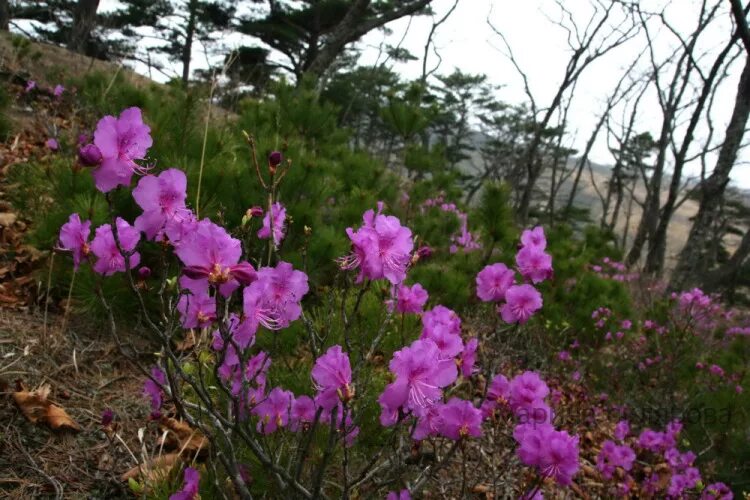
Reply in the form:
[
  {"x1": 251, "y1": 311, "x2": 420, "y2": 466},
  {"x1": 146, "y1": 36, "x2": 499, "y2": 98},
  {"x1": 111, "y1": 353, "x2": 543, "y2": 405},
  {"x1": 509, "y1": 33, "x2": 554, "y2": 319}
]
[{"x1": 44, "y1": 103, "x2": 746, "y2": 497}]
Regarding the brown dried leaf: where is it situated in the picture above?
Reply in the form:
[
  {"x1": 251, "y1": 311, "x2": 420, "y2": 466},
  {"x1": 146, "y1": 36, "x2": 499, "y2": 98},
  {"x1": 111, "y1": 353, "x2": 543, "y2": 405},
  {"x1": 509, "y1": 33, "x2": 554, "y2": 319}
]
[
  {"x1": 12, "y1": 384, "x2": 80, "y2": 432},
  {"x1": 120, "y1": 452, "x2": 182, "y2": 482},
  {"x1": 471, "y1": 483, "x2": 490, "y2": 493},
  {"x1": 159, "y1": 417, "x2": 209, "y2": 456},
  {"x1": 174, "y1": 330, "x2": 196, "y2": 352},
  {"x1": 0, "y1": 212, "x2": 17, "y2": 227}
]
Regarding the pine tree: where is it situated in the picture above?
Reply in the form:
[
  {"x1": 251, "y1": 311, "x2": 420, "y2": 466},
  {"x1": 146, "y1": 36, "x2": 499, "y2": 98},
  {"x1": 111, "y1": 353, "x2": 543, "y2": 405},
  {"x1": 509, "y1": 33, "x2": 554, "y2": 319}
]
[{"x1": 238, "y1": 0, "x2": 433, "y2": 82}]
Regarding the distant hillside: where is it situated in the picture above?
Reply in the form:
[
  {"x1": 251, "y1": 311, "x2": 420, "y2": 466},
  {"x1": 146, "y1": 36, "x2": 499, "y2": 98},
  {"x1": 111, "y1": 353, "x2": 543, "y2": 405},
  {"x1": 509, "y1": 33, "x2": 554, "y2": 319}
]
[{"x1": 459, "y1": 133, "x2": 748, "y2": 270}]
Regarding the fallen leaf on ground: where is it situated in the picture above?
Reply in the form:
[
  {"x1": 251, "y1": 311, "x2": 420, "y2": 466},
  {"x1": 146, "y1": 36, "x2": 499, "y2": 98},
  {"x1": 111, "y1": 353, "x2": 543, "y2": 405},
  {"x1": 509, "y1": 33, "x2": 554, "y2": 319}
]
[
  {"x1": 0, "y1": 212, "x2": 17, "y2": 226},
  {"x1": 174, "y1": 330, "x2": 196, "y2": 351},
  {"x1": 12, "y1": 384, "x2": 81, "y2": 432},
  {"x1": 120, "y1": 452, "x2": 182, "y2": 482},
  {"x1": 159, "y1": 416, "x2": 209, "y2": 456}
]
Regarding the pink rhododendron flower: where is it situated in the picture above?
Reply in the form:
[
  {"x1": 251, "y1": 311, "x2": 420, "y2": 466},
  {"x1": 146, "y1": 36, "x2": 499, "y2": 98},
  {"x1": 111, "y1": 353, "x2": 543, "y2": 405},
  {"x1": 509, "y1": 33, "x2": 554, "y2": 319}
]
[
  {"x1": 90, "y1": 218, "x2": 140, "y2": 275},
  {"x1": 211, "y1": 313, "x2": 255, "y2": 351},
  {"x1": 458, "y1": 338, "x2": 478, "y2": 377},
  {"x1": 482, "y1": 373, "x2": 510, "y2": 417},
  {"x1": 340, "y1": 203, "x2": 413, "y2": 285},
  {"x1": 614, "y1": 420, "x2": 630, "y2": 441},
  {"x1": 25, "y1": 80, "x2": 36, "y2": 92},
  {"x1": 379, "y1": 339, "x2": 457, "y2": 414},
  {"x1": 420, "y1": 323, "x2": 463, "y2": 360},
  {"x1": 412, "y1": 404, "x2": 443, "y2": 440},
  {"x1": 515, "y1": 245, "x2": 553, "y2": 284},
  {"x1": 143, "y1": 366, "x2": 166, "y2": 412},
  {"x1": 509, "y1": 371, "x2": 549, "y2": 413},
  {"x1": 257, "y1": 201, "x2": 287, "y2": 247},
  {"x1": 701, "y1": 482, "x2": 733, "y2": 499},
  {"x1": 290, "y1": 395, "x2": 316, "y2": 431},
  {"x1": 596, "y1": 440, "x2": 635, "y2": 479},
  {"x1": 176, "y1": 277, "x2": 216, "y2": 329},
  {"x1": 90, "y1": 107, "x2": 153, "y2": 192},
  {"x1": 709, "y1": 364, "x2": 725, "y2": 377},
  {"x1": 219, "y1": 349, "x2": 270, "y2": 398},
  {"x1": 638, "y1": 429, "x2": 667, "y2": 452},
  {"x1": 438, "y1": 397, "x2": 482, "y2": 439},
  {"x1": 243, "y1": 261, "x2": 309, "y2": 331},
  {"x1": 666, "y1": 448, "x2": 696, "y2": 469},
  {"x1": 514, "y1": 422, "x2": 580, "y2": 486},
  {"x1": 176, "y1": 219, "x2": 254, "y2": 295},
  {"x1": 169, "y1": 467, "x2": 199, "y2": 500},
  {"x1": 394, "y1": 283, "x2": 429, "y2": 314},
  {"x1": 520, "y1": 226, "x2": 547, "y2": 250},
  {"x1": 133, "y1": 168, "x2": 191, "y2": 240},
  {"x1": 252, "y1": 387, "x2": 293, "y2": 434},
  {"x1": 53, "y1": 84, "x2": 64, "y2": 97},
  {"x1": 311, "y1": 345, "x2": 353, "y2": 410},
  {"x1": 475, "y1": 263, "x2": 515, "y2": 302},
  {"x1": 500, "y1": 284, "x2": 542, "y2": 324},
  {"x1": 58, "y1": 213, "x2": 91, "y2": 270},
  {"x1": 422, "y1": 305, "x2": 461, "y2": 336}
]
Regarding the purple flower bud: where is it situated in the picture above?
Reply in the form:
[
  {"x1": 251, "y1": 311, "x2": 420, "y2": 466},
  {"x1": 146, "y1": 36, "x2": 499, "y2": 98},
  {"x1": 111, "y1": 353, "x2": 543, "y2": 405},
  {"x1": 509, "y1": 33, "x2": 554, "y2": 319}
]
[
  {"x1": 78, "y1": 133, "x2": 90, "y2": 146},
  {"x1": 268, "y1": 151, "x2": 283, "y2": 167},
  {"x1": 417, "y1": 245, "x2": 432, "y2": 259},
  {"x1": 101, "y1": 408, "x2": 114, "y2": 426},
  {"x1": 247, "y1": 206, "x2": 264, "y2": 218},
  {"x1": 78, "y1": 144, "x2": 102, "y2": 167},
  {"x1": 25, "y1": 80, "x2": 36, "y2": 93},
  {"x1": 45, "y1": 138, "x2": 59, "y2": 151},
  {"x1": 138, "y1": 266, "x2": 151, "y2": 279}
]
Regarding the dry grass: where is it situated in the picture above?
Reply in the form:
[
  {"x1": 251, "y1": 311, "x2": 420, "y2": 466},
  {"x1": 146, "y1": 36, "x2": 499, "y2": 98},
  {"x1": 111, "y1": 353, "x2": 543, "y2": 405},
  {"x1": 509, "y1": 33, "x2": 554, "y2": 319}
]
[{"x1": 0, "y1": 309, "x2": 153, "y2": 498}]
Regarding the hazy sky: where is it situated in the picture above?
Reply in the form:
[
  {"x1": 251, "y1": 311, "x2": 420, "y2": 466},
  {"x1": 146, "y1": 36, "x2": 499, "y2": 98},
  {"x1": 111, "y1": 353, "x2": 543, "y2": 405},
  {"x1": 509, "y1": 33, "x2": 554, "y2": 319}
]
[{"x1": 96, "y1": 0, "x2": 749, "y2": 189}]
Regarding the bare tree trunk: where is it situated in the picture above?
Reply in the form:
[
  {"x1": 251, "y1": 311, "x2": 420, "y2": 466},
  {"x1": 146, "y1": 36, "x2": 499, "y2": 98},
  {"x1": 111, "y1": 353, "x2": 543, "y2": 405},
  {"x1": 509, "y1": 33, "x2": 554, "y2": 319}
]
[
  {"x1": 644, "y1": 34, "x2": 739, "y2": 275},
  {"x1": 702, "y1": 227, "x2": 750, "y2": 292},
  {"x1": 0, "y1": 0, "x2": 9, "y2": 31},
  {"x1": 621, "y1": 180, "x2": 636, "y2": 250},
  {"x1": 672, "y1": 55, "x2": 750, "y2": 289},
  {"x1": 625, "y1": 115, "x2": 670, "y2": 267},
  {"x1": 566, "y1": 114, "x2": 607, "y2": 216},
  {"x1": 68, "y1": 0, "x2": 100, "y2": 54},
  {"x1": 181, "y1": 0, "x2": 198, "y2": 87}
]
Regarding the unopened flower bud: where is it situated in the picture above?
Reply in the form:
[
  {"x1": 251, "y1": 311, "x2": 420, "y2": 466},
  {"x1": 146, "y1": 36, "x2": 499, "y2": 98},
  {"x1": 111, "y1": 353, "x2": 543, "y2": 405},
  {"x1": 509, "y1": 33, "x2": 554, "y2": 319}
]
[
  {"x1": 268, "y1": 151, "x2": 283, "y2": 168},
  {"x1": 101, "y1": 408, "x2": 114, "y2": 426},
  {"x1": 45, "y1": 138, "x2": 59, "y2": 151},
  {"x1": 138, "y1": 266, "x2": 151, "y2": 279},
  {"x1": 78, "y1": 144, "x2": 102, "y2": 167},
  {"x1": 247, "y1": 206, "x2": 264, "y2": 218}
]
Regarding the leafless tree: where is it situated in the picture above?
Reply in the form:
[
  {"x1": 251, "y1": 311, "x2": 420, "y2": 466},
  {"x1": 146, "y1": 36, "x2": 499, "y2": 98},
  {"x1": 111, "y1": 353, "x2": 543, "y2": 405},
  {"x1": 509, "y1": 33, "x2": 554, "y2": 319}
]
[
  {"x1": 625, "y1": 1, "x2": 724, "y2": 268},
  {"x1": 643, "y1": 4, "x2": 744, "y2": 275},
  {"x1": 564, "y1": 55, "x2": 646, "y2": 216},
  {"x1": 672, "y1": 0, "x2": 750, "y2": 289},
  {"x1": 489, "y1": 0, "x2": 639, "y2": 223}
]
